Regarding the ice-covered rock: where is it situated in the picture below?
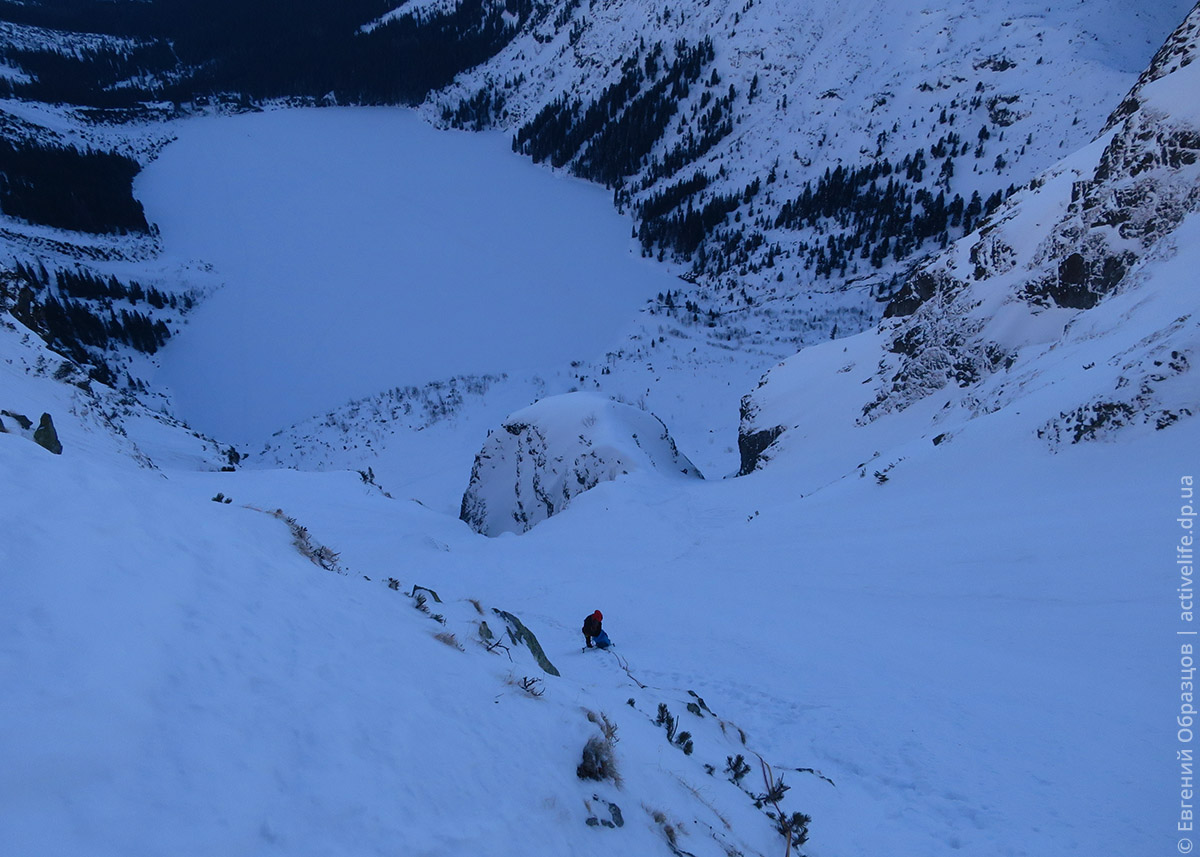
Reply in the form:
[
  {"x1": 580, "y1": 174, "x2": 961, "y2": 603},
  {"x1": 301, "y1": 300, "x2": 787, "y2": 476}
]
[{"x1": 460, "y1": 392, "x2": 701, "y2": 536}]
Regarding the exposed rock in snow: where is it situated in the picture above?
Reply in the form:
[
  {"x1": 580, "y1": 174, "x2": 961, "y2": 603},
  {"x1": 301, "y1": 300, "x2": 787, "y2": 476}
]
[
  {"x1": 33, "y1": 411, "x2": 61, "y2": 454},
  {"x1": 865, "y1": 4, "x2": 1200, "y2": 422},
  {"x1": 736, "y1": 386, "x2": 785, "y2": 476},
  {"x1": 461, "y1": 392, "x2": 701, "y2": 536},
  {"x1": 738, "y1": 6, "x2": 1200, "y2": 464}
]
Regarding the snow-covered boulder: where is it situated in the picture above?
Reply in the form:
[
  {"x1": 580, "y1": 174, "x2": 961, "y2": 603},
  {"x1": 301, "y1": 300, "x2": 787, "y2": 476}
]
[{"x1": 460, "y1": 392, "x2": 702, "y2": 536}]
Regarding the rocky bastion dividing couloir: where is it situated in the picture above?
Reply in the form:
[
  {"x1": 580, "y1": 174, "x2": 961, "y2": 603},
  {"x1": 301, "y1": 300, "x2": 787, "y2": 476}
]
[{"x1": 460, "y1": 392, "x2": 702, "y2": 537}]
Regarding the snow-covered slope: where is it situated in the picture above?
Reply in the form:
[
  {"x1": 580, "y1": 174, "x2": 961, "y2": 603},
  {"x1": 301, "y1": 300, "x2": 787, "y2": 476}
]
[
  {"x1": 0, "y1": 423, "x2": 780, "y2": 857},
  {"x1": 2, "y1": 259, "x2": 1191, "y2": 855},
  {"x1": 740, "y1": 3, "x2": 1200, "y2": 473}
]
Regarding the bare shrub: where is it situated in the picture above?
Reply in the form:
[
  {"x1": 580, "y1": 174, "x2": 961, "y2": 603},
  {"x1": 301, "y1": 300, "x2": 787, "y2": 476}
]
[
  {"x1": 577, "y1": 709, "x2": 620, "y2": 784},
  {"x1": 643, "y1": 806, "x2": 684, "y2": 848},
  {"x1": 515, "y1": 676, "x2": 544, "y2": 697},
  {"x1": 576, "y1": 735, "x2": 617, "y2": 783},
  {"x1": 253, "y1": 507, "x2": 345, "y2": 574},
  {"x1": 585, "y1": 709, "x2": 619, "y2": 744}
]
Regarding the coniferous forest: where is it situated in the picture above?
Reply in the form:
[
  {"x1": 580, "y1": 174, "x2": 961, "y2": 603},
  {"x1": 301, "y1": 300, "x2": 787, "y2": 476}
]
[
  {"x1": 5, "y1": 262, "x2": 183, "y2": 385},
  {"x1": 514, "y1": 39, "x2": 717, "y2": 187},
  {"x1": 0, "y1": 0, "x2": 535, "y2": 106},
  {"x1": 0, "y1": 139, "x2": 147, "y2": 234}
]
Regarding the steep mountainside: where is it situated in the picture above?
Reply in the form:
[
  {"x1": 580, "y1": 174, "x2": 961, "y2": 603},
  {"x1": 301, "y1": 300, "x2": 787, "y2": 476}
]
[
  {"x1": 431, "y1": 0, "x2": 1193, "y2": 343},
  {"x1": 738, "y1": 3, "x2": 1200, "y2": 474}
]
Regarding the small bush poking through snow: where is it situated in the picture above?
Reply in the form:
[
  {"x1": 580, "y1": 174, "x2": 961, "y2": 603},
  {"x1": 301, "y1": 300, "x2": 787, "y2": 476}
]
[
  {"x1": 656, "y1": 703, "x2": 676, "y2": 738},
  {"x1": 577, "y1": 710, "x2": 620, "y2": 784},
  {"x1": 263, "y1": 508, "x2": 344, "y2": 573},
  {"x1": 513, "y1": 675, "x2": 544, "y2": 697},
  {"x1": 726, "y1": 754, "x2": 752, "y2": 784},
  {"x1": 655, "y1": 703, "x2": 694, "y2": 752},
  {"x1": 776, "y1": 811, "x2": 813, "y2": 852},
  {"x1": 577, "y1": 735, "x2": 617, "y2": 783},
  {"x1": 753, "y1": 757, "x2": 814, "y2": 855},
  {"x1": 586, "y1": 709, "x2": 619, "y2": 743}
]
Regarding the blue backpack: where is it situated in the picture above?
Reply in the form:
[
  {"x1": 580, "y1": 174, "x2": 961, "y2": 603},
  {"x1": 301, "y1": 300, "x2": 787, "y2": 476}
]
[{"x1": 594, "y1": 630, "x2": 611, "y2": 649}]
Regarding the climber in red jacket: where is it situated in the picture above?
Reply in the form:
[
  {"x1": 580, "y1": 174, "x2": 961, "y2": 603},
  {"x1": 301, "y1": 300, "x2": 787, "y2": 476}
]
[{"x1": 582, "y1": 610, "x2": 610, "y2": 649}]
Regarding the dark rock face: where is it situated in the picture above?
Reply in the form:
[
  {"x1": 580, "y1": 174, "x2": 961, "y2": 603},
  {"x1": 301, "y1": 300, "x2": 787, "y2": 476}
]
[
  {"x1": 882, "y1": 271, "x2": 942, "y2": 318},
  {"x1": 737, "y1": 425, "x2": 785, "y2": 476},
  {"x1": 1029, "y1": 250, "x2": 1135, "y2": 309},
  {"x1": 33, "y1": 412, "x2": 62, "y2": 455},
  {"x1": 1038, "y1": 348, "x2": 1195, "y2": 447},
  {"x1": 2, "y1": 410, "x2": 33, "y2": 431},
  {"x1": 1058, "y1": 252, "x2": 1087, "y2": 288},
  {"x1": 1017, "y1": 6, "x2": 1200, "y2": 311},
  {"x1": 1040, "y1": 400, "x2": 1138, "y2": 445},
  {"x1": 1022, "y1": 104, "x2": 1199, "y2": 310},
  {"x1": 735, "y1": 393, "x2": 786, "y2": 475}
]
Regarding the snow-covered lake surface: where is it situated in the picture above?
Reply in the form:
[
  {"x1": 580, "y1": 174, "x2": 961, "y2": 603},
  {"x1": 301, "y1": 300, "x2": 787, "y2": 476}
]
[{"x1": 139, "y1": 108, "x2": 677, "y2": 442}]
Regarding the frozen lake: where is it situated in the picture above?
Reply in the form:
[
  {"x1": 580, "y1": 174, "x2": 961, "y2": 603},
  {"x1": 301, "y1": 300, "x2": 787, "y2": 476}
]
[{"x1": 139, "y1": 107, "x2": 676, "y2": 442}]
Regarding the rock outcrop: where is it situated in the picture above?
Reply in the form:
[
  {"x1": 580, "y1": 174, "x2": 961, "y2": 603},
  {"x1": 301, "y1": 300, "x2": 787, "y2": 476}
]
[
  {"x1": 1, "y1": 408, "x2": 63, "y2": 454},
  {"x1": 736, "y1": 390, "x2": 785, "y2": 476},
  {"x1": 34, "y1": 412, "x2": 62, "y2": 455},
  {"x1": 461, "y1": 392, "x2": 701, "y2": 536}
]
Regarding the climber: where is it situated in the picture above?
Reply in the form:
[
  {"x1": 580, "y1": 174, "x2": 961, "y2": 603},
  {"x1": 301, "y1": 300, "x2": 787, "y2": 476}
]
[{"x1": 582, "y1": 609, "x2": 610, "y2": 650}]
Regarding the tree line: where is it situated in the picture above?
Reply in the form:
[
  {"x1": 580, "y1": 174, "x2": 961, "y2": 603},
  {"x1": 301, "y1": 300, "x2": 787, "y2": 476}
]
[
  {"x1": 632, "y1": 149, "x2": 1013, "y2": 280},
  {"x1": 8, "y1": 261, "x2": 178, "y2": 385},
  {"x1": 514, "y1": 38, "x2": 716, "y2": 187}
]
